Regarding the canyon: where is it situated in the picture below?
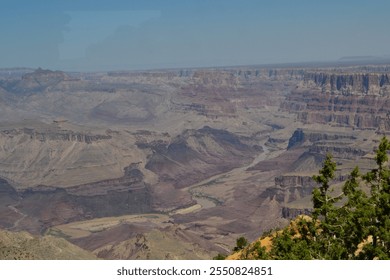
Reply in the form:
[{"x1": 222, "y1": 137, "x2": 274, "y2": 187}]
[{"x1": 0, "y1": 64, "x2": 388, "y2": 259}]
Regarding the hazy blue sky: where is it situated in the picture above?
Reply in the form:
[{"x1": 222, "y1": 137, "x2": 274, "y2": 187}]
[{"x1": 1, "y1": 0, "x2": 390, "y2": 71}]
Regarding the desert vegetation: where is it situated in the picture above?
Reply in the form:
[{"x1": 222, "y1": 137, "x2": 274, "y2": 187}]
[{"x1": 229, "y1": 137, "x2": 390, "y2": 260}]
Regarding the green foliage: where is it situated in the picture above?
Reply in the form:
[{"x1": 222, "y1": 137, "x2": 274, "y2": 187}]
[
  {"x1": 235, "y1": 137, "x2": 390, "y2": 260},
  {"x1": 312, "y1": 153, "x2": 339, "y2": 222},
  {"x1": 233, "y1": 236, "x2": 248, "y2": 252},
  {"x1": 213, "y1": 253, "x2": 226, "y2": 260},
  {"x1": 357, "y1": 136, "x2": 390, "y2": 259},
  {"x1": 237, "y1": 241, "x2": 269, "y2": 260},
  {"x1": 252, "y1": 241, "x2": 269, "y2": 259},
  {"x1": 268, "y1": 228, "x2": 313, "y2": 260}
]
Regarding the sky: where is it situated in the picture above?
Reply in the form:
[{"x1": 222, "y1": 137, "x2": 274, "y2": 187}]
[{"x1": 1, "y1": 0, "x2": 390, "y2": 71}]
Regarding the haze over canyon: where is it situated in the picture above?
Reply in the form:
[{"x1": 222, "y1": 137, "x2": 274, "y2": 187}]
[{"x1": 1, "y1": 63, "x2": 389, "y2": 259}]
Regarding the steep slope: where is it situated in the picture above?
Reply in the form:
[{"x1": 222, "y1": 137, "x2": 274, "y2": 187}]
[
  {"x1": 0, "y1": 123, "x2": 150, "y2": 188},
  {"x1": 0, "y1": 229, "x2": 97, "y2": 259},
  {"x1": 75, "y1": 224, "x2": 220, "y2": 260},
  {"x1": 144, "y1": 126, "x2": 260, "y2": 188}
]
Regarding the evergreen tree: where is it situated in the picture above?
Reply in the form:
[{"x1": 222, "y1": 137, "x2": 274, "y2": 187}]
[
  {"x1": 234, "y1": 237, "x2": 248, "y2": 251},
  {"x1": 232, "y1": 137, "x2": 390, "y2": 260},
  {"x1": 339, "y1": 166, "x2": 369, "y2": 259},
  {"x1": 311, "y1": 154, "x2": 346, "y2": 259},
  {"x1": 312, "y1": 153, "x2": 339, "y2": 222},
  {"x1": 359, "y1": 136, "x2": 390, "y2": 259}
]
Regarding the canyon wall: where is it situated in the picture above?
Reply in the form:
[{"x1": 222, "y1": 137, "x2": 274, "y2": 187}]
[{"x1": 281, "y1": 68, "x2": 390, "y2": 130}]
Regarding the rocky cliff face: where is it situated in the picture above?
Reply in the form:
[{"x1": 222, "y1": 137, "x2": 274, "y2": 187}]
[
  {"x1": 281, "y1": 207, "x2": 312, "y2": 220},
  {"x1": 261, "y1": 175, "x2": 316, "y2": 205},
  {"x1": 308, "y1": 144, "x2": 366, "y2": 159},
  {"x1": 257, "y1": 126, "x2": 373, "y2": 220},
  {"x1": 286, "y1": 92, "x2": 390, "y2": 130},
  {"x1": 302, "y1": 72, "x2": 390, "y2": 96},
  {"x1": 286, "y1": 129, "x2": 367, "y2": 167},
  {"x1": 281, "y1": 69, "x2": 390, "y2": 130},
  {"x1": 2, "y1": 128, "x2": 112, "y2": 144},
  {"x1": 287, "y1": 129, "x2": 357, "y2": 150},
  {"x1": 262, "y1": 173, "x2": 351, "y2": 220}
]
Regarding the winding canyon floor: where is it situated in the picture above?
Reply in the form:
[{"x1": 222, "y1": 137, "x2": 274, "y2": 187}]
[{"x1": 0, "y1": 64, "x2": 388, "y2": 259}]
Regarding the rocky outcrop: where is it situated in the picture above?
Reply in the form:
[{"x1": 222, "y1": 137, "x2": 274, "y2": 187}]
[
  {"x1": 285, "y1": 129, "x2": 370, "y2": 173},
  {"x1": 300, "y1": 93, "x2": 390, "y2": 130},
  {"x1": 281, "y1": 207, "x2": 312, "y2": 219},
  {"x1": 1, "y1": 128, "x2": 111, "y2": 144},
  {"x1": 66, "y1": 163, "x2": 146, "y2": 196},
  {"x1": 260, "y1": 175, "x2": 317, "y2": 205},
  {"x1": 282, "y1": 69, "x2": 390, "y2": 130},
  {"x1": 287, "y1": 129, "x2": 357, "y2": 150},
  {"x1": 302, "y1": 72, "x2": 390, "y2": 96},
  {"x1": 144, "y1": 126, "x2": 258, "y2": 188},
  {"x1": 23, "y1": 128, "x2": 111, "y2": 143},
  {"x1": 308, "y1": 144, "x2": 366, "y2": 159},
  {"x1": 282, "y1": 88, "x2": 390, "y2": 130}
]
